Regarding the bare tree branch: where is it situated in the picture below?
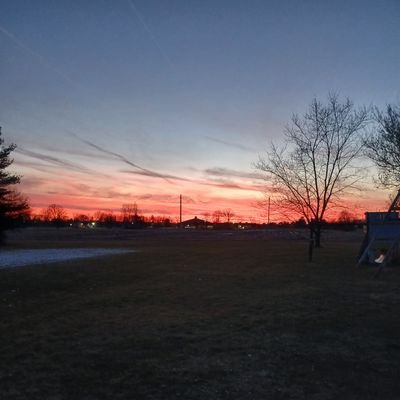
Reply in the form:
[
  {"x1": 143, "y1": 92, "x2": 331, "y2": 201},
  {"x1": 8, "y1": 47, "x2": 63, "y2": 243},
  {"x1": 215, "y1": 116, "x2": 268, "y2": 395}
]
[
  {"x1": 364, "y1": 104, "x2": 400, "y2": 188},
  {"x1": 255, "y1": 95, "x2": 369, "y2": 246}
]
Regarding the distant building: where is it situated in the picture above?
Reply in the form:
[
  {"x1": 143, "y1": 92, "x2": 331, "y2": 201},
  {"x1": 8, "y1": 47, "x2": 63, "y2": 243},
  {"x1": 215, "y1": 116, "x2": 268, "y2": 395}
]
[{"x1": 181, "y1": 216, "x2": 211, "y2": 229}]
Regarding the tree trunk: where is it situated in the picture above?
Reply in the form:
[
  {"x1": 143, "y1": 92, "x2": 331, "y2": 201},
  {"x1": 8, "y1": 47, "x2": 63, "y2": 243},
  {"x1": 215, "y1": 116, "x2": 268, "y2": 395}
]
[{"x1": 314, "y1": 223, "x2": 322, "y2": 248}]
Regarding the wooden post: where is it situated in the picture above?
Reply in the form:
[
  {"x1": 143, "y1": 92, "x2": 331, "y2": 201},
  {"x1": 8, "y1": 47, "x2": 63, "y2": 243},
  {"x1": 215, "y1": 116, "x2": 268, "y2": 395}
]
[{"x1": 179, "y1": 194, "x2": 182, "y2": 227}]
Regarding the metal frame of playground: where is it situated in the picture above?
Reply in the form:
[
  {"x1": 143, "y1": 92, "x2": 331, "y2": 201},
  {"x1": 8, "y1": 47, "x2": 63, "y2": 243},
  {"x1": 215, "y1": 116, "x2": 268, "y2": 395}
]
[{"x1": 358, "y1": 190, "x2": 400, "y2": 276}]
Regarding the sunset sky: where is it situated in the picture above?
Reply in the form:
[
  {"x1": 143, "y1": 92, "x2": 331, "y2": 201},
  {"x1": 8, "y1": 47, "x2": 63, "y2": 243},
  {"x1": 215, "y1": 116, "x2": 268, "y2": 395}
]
[{"x1": 1, "y1": 0, "x2": 400, "y2": 222}]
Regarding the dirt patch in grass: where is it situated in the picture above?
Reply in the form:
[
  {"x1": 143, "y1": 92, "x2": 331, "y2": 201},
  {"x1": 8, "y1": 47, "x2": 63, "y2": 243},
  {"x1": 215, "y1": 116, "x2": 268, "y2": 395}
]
[{"x1": 1, "y1": 228, "x2": 399, "y2": 399}]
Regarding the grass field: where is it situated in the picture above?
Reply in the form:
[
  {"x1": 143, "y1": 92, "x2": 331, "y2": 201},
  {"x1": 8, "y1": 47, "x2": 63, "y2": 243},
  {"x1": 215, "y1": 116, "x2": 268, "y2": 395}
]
[{"x1": 1, "y1": 228, "x2": 400, "y2": 399}]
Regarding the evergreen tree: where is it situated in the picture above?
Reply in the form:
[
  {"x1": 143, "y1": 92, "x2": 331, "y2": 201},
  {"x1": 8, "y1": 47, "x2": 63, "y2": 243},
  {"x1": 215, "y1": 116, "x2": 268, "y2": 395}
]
[{"x1": 0, "y1": 127, "x2": 29, "y2": 244}]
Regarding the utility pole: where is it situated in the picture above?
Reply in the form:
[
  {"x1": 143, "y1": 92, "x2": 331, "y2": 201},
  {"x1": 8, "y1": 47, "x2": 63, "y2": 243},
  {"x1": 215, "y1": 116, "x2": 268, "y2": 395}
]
[
  {"x1": 179, "y1": 194, "x2": 182, "y2": 227},
  {"x1": 267, "y1": 196, "x2": 270, "y2": 225}
]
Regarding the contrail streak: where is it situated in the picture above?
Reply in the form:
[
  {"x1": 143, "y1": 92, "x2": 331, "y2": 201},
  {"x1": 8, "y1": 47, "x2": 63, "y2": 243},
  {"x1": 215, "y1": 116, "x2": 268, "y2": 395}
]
[
  {"x1": 127, "y1": 0, "x2": 175, "y2": 72},
  {"x1": 8, "y1": 106, "x2": 177, "y2": 184},
  {"x1": 16, "y1": 147, "x2": 99, "y2": 175},
  {"x1": 0, "y1": 23, "x2": 76, "y2": 86},
  {"x1": 68, "y1": 131, "x2": 175, "y2": 183}
]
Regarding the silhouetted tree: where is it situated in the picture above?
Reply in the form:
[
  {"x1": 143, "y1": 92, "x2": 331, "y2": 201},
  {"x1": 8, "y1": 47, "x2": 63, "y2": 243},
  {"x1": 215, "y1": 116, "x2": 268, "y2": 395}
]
[
  {"x1": 212, "y1": 210, "x2": 223, "y2": 224},
  {"x1": 94, "y1": 210, "x2": 104, "y2": 222},
  {"x1": 202, "y1": 212, "x2": 211, "y2": 222},
  {"x1": 256, "y1": 95, "x2": 369, "y2": 247},
  {"x1": 94, "y1": 211, "x2": 116, "y2": 228},
  {"x1": 43, "y1": 204, "x2": 67, "y2": 226},
  {"x1": 337, "y1": 210, "x2": 355, "y2": 224},
  {"x1": 293, "y1": 217, "x2": 307, "y2": 227},
  {"x1": 364, "y1": 104, "x2": 400, "y2": 188},
  {"x1": 0, "y1": 127, "x2": 30, "y2": 243},
  {"x1": 121, "y1": 203, "x2": 137, "y2": 222},
  {"x1": 73, "y1": 214, "x2": 90, "y2": 223},
  {"x1": 72, "y1": 213, "x2": 92, "y2": 227},
  {"x1": 121, "y1": 202, "x2": 145, "y2": 227},
  {"x1": 222, "y1": 208, "x2": 235, "y2": 223}
]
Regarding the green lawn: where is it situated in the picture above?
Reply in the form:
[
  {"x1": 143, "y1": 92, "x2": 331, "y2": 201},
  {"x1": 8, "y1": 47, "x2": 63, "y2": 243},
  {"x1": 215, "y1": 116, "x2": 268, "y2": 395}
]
[{"x1": 1, "y1": 229, "x2": 399, "y2": 399}]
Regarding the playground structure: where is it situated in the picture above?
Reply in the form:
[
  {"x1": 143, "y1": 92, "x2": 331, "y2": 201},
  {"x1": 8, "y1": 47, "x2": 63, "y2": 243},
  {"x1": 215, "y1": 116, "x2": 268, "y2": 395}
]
[{"x1": 358, "y1": 191, "x2": 400, "y2": 275}]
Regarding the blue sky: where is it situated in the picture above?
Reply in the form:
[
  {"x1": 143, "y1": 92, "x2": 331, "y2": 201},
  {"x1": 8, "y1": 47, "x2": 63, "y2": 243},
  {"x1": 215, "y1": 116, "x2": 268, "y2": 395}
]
[{"x1": 1, "y1": 0, "x2": 399, "y2": 220}]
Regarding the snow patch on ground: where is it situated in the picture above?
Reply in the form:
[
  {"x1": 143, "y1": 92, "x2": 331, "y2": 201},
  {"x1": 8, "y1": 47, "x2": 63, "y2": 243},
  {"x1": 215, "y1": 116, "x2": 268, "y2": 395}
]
[{"x1": 0, "y1": 248, "x2": 134, "y2": 269}]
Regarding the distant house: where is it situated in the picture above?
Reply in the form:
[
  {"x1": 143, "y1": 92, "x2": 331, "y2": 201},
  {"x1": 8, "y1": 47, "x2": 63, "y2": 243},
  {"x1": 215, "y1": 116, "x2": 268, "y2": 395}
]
[{"x1": 181, "y1": 216, "x2": 210, "y2": 229}]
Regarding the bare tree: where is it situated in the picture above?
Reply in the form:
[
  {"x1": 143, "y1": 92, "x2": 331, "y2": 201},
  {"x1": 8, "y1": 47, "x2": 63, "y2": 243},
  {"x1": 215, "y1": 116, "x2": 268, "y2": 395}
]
[
  {"x1": 212, "y1": 210, "x2": 223, "y2": 224},
  {"x1": 222, "y1": 208, "x2": 235, "y2": 223},
  {"x1": 256, "y1": 95, "x2": 369, "y2": 247},
  {"x1": 337, "y1": 210, "x2": 356, "y2": 224},
  {"x1": 73, "y1": 213, "x2": 90, "y2": 223},
  {"x1": 94, "y1": 211, "x2": 116, "y2": 227},
  {"x1": 202, "y1": 211, "x2": 211, "y2": 222},
  {"x1": 43, "y1": 204, "x2": 67, "y2": 225},
  {"x1": 121, "y1": 203, "x2": 139, "y2": 223},
  {"x1": 364, "y1": 104, "x2": 400, "y2": 188}
]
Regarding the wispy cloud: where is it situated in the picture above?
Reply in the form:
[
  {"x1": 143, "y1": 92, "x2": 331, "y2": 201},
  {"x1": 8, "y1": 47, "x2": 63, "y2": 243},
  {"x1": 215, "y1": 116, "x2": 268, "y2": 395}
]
[
  {"x1": 41, "y1": 144, "x2": 116, "y2": 162},
  {"x1": 200, "y1": 179, "x2": 265, "y2": 192},
  {"x1": 69, "y1": 132, "x2": 177, "y2": 183},
  {"x1": 205, "y1": 167, "x2": 265, "y2": 180},
  {"x1": 16, "y1": 147, "x2": 96, "y2": 175},
  {"x1": 120, "y1": 169, "x2": 191, "y2": 182},
  {"x1": 123, "y1": 164, "x2": 264, "y2": 192},
  {"x1": 18, "y1": 175, "x2": 48, "y2": 191},
  {"x1": 200, "y1": 166, "x2": 266, "y2": 192},
  {"x1": 14, "y1": 159, "x2": 60, "y2": 175},
  {"x1": 204, "y1": 136, "x2": 258, "y2": 152},
  {"x1": 136, "y1": 194, "x2": 195, "y2": 204}
]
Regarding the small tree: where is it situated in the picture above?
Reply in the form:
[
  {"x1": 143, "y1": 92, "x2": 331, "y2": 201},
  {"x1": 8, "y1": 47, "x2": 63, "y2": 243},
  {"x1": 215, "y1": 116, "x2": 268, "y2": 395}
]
[
  {"x1": 202, "y1": 211, "x2": 211, "y2": 223},
  {"x1": 212, "y1": 210, "x2": 223, "y2": 224},
  {"x1": 337, "y1": 210, "x2": 355, "y2": 224},
  {"x1": 0, "y1": 127, "x2": 29, "y2": 243},
  {"x1": 256, "y1": 95, "x2": 369, "y2": 247},
  {"x1": 95, "y1": 211, "x2": 116, "y2": 228},
  {"x1": 121, "y1": 203, "x2": 139, "y2": 223},
  {"x1": 43, "y1": 204, "x2": 67, "y2": 226},
  {"x1": 222, "y1": 208, "x2": 235, "y2": 223},
  {"x1": 364, "y1": 104, "x2": 400, "y2": 188},
  {"x1": 73, "y1": 214, "x2": 90, "y2": 223}
]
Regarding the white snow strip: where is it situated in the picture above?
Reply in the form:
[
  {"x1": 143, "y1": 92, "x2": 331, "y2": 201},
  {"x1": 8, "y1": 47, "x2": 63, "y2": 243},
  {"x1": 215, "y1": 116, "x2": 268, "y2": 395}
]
[{"x1": 0, "y1": 248, "x2": 134, "y2": 269}]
